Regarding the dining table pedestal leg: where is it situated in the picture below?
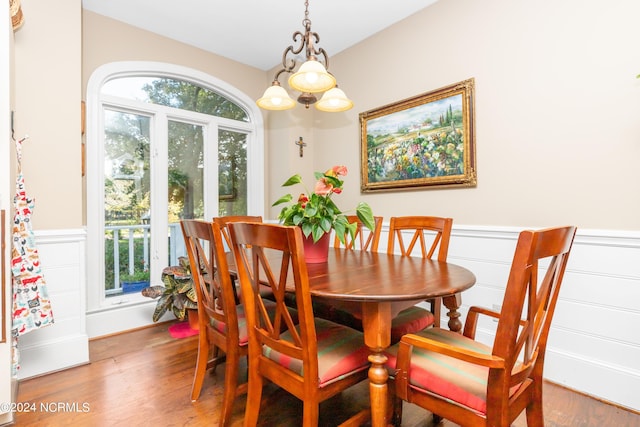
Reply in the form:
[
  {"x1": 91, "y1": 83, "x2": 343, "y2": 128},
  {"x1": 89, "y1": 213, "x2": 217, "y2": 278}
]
[
  {"x1": 368, "y1": 352, "x2": 390, "y2": 427},
  {"x1": 443, "y1": 293, "x2": 463, "y2": 332},
  {"x1": 362, "y1": 302, "x2": 392, "y2": 427}
]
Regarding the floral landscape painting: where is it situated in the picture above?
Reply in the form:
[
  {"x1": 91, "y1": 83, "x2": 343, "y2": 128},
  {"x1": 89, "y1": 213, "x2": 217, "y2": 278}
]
[{"x1": 360, "y1": 79, "x2": 476, "y2": 192}]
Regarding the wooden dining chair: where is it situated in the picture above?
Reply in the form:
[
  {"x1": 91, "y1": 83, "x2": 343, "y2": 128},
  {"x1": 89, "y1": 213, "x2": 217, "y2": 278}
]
[
  {"x1": 213, "y1": 215, "x2": 269, "y2": 302},
  {"x1": 213, "y1": 215, "x2": 263, "y2": 250},
  {"x1": 333, "y1": 215, "x2": 383, "y2": 251},
  {"x1": 387, "y1": 215, "x2": 453, "y2": 332},
  {"x1": 228, "y1": 222, "x2": 371, "y2": 427},
  {"x1": 181, "y1": 219, "x2": 250, "y2": 426},
  {"x1": 387, "y1": 225, "x2": 577, "y2": 427}
]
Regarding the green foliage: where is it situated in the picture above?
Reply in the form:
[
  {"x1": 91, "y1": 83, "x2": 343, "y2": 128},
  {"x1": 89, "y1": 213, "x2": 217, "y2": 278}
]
[
  {"x1": 119, "y1": 270, "x2": 150, "y2": 282},
  {"x1": 143, "y1": 257, "x2": 198, "y2": 322},
  {"x1": 103, "y1": 78, "x2": 253, "y2": 301},
  {"x1": 272, "y1": 166, "x2": 375, "y2": 244},
  {"x1": 148, "y1": 80, "x2": 249, "y2": 217},
  {"x1": 103, "y1": 78, "x2": 249, "y2": 224},
  {"x1": 142, "y1": 78, "x2": 248, "y2": 121},
  {"x1": 104, "y1": 110, "x2": 151, "y2": 224}
]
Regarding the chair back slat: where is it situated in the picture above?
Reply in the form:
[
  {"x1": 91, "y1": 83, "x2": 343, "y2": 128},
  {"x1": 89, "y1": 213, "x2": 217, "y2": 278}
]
[
  {"x1": 214, "y1": 215, "x2": 263, "y2": 249},
  {"x1": 387, "y1": 216, "x2": 453, "y2": 261},
  {"x1": 386, "y1": 216, "x2": 453, "y2": 328}
]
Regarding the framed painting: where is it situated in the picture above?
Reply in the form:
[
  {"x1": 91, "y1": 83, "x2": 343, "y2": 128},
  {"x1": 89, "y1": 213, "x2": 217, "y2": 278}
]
[{"x1": 360, "y1": 78, "x2": 476, "y2": 192}]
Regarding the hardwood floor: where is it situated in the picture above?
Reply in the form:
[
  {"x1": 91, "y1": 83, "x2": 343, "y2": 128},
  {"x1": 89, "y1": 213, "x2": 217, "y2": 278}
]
[{"x1": 14, "y1": 322, "x2": 640, "y2": 427}]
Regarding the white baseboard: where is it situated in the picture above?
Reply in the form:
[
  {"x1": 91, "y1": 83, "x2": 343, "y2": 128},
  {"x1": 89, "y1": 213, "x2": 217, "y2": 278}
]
[
  {"x1": 86, "y1": 301, "x2": 173, "y2": 338},
  {"x1": 17, "y1": 333, "x2": 89, "y2": 380},
  {"x1": 545, "y1": 347, "x2": 640, "y2": 412}
]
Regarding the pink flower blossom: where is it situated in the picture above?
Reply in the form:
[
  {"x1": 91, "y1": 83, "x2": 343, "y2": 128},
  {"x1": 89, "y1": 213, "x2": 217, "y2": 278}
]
[
  {"x1": 331, "y1": 165, "x2": 348, "y2": 177},
  {"x1": 314, "y1": 178, "x2": 333, "y2": 196}
]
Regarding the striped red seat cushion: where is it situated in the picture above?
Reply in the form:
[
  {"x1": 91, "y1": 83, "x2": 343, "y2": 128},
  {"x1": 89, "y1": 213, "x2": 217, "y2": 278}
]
[
  {"x1": 385, "y1": 328, "x2": 497, "y2": 414},
  {"x1": 263, "y1": 318, "x2": 370, "y2": 387},
  {"x1": 313, "y1": 300, "x2": 435, "y2": 344},
  {"x1": 389, "y1": 306, "x2": 435, "y2": 344}
]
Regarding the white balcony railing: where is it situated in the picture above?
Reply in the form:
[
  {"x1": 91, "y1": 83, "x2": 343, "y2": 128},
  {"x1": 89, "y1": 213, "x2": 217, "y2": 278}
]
[{"x1": 105, "y1": 223, "x2": 185, "y2": 295}]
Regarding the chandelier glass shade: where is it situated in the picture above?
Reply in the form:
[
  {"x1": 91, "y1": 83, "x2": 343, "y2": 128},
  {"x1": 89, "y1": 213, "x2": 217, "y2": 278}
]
[
  {"x1": 256, "y1": 0, "x2": 353, "y2": 112},
  {"x1": 256, "y1": 82, "x2": 297, "y2": 110},
  {"x1": 288, "y1": 60, "x2": 336, "y2": 93},
  {"x1": 315, "y1": 87, "x2": 353, "y2": 112}
]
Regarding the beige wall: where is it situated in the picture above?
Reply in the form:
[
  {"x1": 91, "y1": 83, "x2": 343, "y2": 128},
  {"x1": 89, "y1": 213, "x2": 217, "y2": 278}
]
[
  {"x1": 12, "y1": 0, "x2": 640, "y2": 231},
  {"x1": 82, "y1": 11, "x2": 267, "y2": 102},
  {"x1": 13, "y1": 0, "x2": 82, "y2": 230},
  {"x1": 268, "y1": 0, "x2": 640, "y2": 230}
]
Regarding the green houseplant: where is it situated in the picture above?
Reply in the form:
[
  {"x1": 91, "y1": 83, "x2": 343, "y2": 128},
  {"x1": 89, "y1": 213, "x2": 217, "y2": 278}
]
[
  {"x1": 272, "y1": 165, "x2": 375, "y2": 243},
  {"x1": 120, "y1": 270, "x2": 150, "y2": 283},
  {"x1": 141, "y1": 256, "x2": 197, "y2": 322}
]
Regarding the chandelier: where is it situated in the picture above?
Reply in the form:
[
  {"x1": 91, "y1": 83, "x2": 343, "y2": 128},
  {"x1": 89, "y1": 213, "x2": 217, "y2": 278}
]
[{"x1": 256, "y1": 0, "x2": 353, "y2": 113}]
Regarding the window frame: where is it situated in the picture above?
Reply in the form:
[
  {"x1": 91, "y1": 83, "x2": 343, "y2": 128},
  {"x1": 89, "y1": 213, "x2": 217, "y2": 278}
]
[{"x1": 85, "y1": 62, "x2": 264, "y2": 314}]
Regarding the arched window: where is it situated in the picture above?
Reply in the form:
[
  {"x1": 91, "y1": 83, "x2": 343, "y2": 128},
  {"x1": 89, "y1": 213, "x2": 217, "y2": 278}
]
[{"x1": 86, "y1": 62, "x2": 263, "y2": 320}]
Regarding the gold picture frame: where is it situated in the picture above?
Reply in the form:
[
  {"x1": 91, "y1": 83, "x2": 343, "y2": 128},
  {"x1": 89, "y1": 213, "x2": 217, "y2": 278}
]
[{"x1": 360, "y1": 78, "x2": 476, "y2": 192}]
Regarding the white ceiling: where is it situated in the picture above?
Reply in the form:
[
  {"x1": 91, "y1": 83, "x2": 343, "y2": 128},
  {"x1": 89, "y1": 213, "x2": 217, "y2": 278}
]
[{"x1": 82, "y1": 0, "x2": 438, "y2": 71}]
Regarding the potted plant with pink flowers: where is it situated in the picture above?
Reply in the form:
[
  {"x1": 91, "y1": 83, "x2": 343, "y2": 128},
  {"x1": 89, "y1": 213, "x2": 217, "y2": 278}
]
[{"x1": 272, "y1": 165, "x2": 374, "y2": 262}]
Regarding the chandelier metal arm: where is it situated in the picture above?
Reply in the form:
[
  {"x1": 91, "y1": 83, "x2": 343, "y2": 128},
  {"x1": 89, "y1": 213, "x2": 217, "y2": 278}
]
[
  {"x1": 256, "y1": 0, "x2": 352, "y2": 112},
  {"x1": 281, "y1": 41, "x2": 300, "y2": 73},
  {"x1": 315, "y1": 47, "x2": 329, "y2": 71},
  {"x1": 289, "y1": 30, "x2": 306, "y2": 56},
  {"x1": 273, "y1": 31, "x2": 329, "y2": 85}
]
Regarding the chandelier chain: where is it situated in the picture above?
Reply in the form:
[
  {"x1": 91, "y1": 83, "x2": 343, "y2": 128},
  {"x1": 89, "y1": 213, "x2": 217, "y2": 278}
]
[{"x1": 303, "y1": 0, "x2": 310, "y2": 26}]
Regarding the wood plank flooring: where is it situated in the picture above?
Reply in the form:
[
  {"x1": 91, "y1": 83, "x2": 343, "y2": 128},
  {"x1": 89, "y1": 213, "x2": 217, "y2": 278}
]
[{"x1": 14, "y1": 321, "x2": 640, "y2": 426}]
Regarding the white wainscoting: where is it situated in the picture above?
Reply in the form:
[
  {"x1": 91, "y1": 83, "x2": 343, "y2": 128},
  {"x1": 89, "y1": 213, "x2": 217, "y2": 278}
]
[
  {"x1": 17, "y1": 225, "x2": 640, "y2": 412},
  {"x1": 17, "y1": 229, "x2": 89, "y2": 379}
]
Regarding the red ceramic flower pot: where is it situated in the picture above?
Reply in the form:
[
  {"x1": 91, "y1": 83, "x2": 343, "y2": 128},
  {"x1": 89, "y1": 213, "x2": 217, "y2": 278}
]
[{"x1": 302, "y1": 232, "x2": 330, "y2": 263}]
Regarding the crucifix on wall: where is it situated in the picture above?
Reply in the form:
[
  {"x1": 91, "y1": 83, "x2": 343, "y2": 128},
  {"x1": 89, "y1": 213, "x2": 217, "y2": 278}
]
[{"x1": 294, "y1": 136, "x2": 306, "y2": 157}]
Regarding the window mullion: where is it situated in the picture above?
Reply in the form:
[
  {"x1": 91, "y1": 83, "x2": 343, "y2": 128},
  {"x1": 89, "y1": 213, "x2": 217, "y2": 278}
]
[
  {"x1": 204, "y1": 121, "x2": 219, "y2": 220},
  {"x1": 151, "y1": 112, "x2": 168, "y2": 284}
]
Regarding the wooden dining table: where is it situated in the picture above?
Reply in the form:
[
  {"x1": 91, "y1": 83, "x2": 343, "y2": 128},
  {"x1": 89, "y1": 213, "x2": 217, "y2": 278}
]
[{"x1": 228, "y1": 247, "x2": 476, "y2": 427}]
